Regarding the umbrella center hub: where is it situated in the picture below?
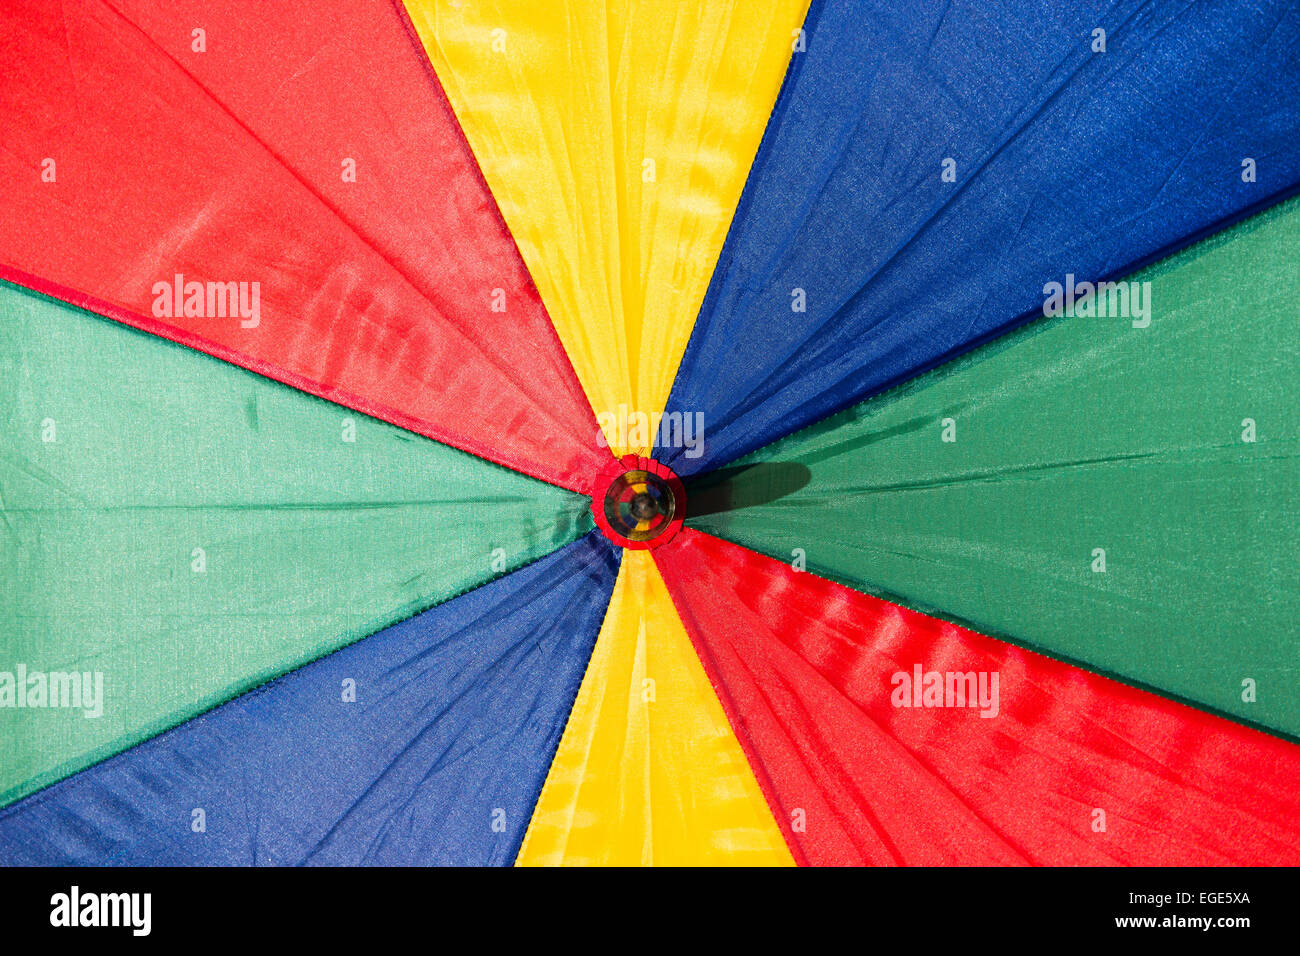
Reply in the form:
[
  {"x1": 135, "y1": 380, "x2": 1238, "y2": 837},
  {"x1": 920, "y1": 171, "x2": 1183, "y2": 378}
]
[
  {"x1": 591, "y1": 455, "x2": 686, "y2": 549},
  {"x1": 605, "y1": 473, "x2": 674, "y2": 538},
  {"x1": 628, "y1": 491, "x2": 660, "y2": 522}
]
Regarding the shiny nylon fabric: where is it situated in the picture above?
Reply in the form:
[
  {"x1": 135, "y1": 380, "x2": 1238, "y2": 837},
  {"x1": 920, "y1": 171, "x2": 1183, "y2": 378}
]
[
  {"x1": 0, "y1": 281, "x2": 592, "y2": 808},
  {"x1": 657, "y1": 531, "x2": 1300, "y2": 866},
  {"x1": 3, "y1": 0, "x2": 1298, "y2": 871},
  {"x1": 0, "y1": 0, "x2": 608, "y2": 490},
  {"x1": 517, "y1": 550, "x2": 792, "y2": 865},
  {"x1": 0, "y1": 535, "x2": 619, "y2": 866},
  {"x1": 661, "y1": 0, "x2": 1300, "y2": 476},
  {"x1": 406, "y1": 0, "x2": 811, "y2": 453},
  {"x1": 688, "y1": 197, "x2": 1300, "y2": 740}
]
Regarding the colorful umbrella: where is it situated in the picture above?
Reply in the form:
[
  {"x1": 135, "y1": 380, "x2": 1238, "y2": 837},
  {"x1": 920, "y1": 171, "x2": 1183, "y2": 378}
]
[{"x1": 2, "y1": 0, "x2": 1299, "y2": 866}]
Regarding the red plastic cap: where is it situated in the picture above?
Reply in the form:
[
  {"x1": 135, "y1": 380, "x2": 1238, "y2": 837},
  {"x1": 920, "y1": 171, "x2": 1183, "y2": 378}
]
[{"x1": 591, "y1": 454, "x2": 686, "y2": 550}]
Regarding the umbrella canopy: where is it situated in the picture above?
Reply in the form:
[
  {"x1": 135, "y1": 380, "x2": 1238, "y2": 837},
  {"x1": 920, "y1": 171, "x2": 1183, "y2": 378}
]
[{"x1": 1, "y1": 0, "x2": 1298, "y2": 866}]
